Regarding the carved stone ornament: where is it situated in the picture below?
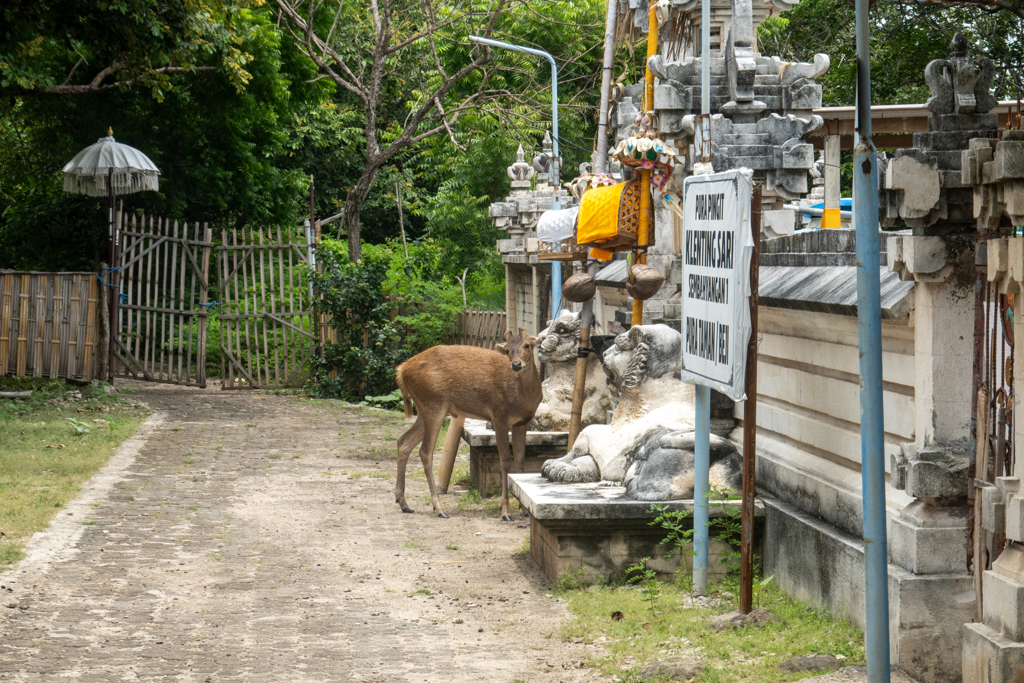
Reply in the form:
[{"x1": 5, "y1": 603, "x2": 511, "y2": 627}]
[
  {"x1": 507, "y1": 144, "x2": 535, "y2": 189},
  {"x1": 924, "y1": 32, "x2": 997, "y2": 117}
]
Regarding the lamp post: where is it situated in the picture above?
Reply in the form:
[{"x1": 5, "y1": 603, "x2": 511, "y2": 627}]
[
  {"x1": 469, "y1": 35, "x2": 563, "y2": 323},
  {"x1": 852, "y1": 0, "x2": 891, "y2": 677}
]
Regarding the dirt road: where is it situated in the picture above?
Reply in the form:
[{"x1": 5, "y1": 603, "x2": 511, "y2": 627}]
[{"x1": 0, "y1": 382, "x2": 605, "y2": 682}]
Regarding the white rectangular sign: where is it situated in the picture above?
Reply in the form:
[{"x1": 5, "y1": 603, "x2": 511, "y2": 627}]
[{"x1": 679, "y1": 169, "x2": 754, "y2": 401}]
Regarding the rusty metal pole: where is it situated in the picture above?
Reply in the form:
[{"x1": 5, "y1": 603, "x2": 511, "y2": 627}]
[
  {"x1": 740, "y1": 186, "x2": 762, "y2": 614},
  {"x1": 630, "y1": 2, "x2": 658, "y2": 328},
  {"x1": 107, "y1": 169, "x2": 118, "y2": 384}
]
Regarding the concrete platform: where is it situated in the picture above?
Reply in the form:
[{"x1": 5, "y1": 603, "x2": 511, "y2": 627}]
[
  {"x1": 510, "y1": 473, "x2": 765, "y2": 584},
  {"x1": 462, "y1": 419, "x2": 568, "y2": 497}
]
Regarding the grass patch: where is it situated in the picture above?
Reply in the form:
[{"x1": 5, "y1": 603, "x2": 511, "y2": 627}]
[
  {"x1": 0, "y1": 378, "x2": 148, "y2": 568},
  {"x1": 561, "y1": 580, "x2": 865, "y2": 682}
]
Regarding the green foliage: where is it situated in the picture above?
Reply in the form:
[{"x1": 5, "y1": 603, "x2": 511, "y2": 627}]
[
  {"x1": 649, "y1": 504, "x2": 696, "y2": 565},
  {"x1": 625, "y1": 557, "x2": 661, "y2": 614},
  {"x1": 358, "y1": 389, "x2": 403, "y2": 410},
  {"x1": 559, "y1": 567, "x2": 591, "y2": 592},
  {"x1": 308, "y1": 240, "x2": 404, "y2": 400},
  {"x1": 64, "y1": 418, "x2": 91, "y2": 435},
  {"x1": 758, "y1": 0, "x2": 1024, "y2": 106},
  {"x1": 308, "y1": 237, "x2": 471, "y2": 400}
]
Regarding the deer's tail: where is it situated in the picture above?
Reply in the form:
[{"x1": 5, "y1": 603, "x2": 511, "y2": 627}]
[{"x1": 396, "y1": 368, "x2": 414, "y2": 417}]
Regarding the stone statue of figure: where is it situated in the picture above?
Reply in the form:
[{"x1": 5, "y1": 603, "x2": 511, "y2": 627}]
[
  {"x1": 529, "y1": 311, "x2": 616, "y2": 432},
  {"x1": 541, "y1": 324, "x2": 742, "y2": 500}
]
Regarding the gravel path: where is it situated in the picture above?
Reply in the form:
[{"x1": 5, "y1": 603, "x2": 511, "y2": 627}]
[{"x1": 0, "y1": 381, "x2": 605, "y2": 683}]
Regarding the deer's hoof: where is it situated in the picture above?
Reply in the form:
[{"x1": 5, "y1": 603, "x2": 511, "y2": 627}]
[
  {"x1": 437, "y1": 511, "x2": 449, "y2": 519},
  {"x1": 401, "y1": 507, "x2": 414, "y2": 514},
  {"x1": 501, "y1": 515, "x2": 514, "y2": 522}
]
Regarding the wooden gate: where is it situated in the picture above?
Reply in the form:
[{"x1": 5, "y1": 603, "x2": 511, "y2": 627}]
[
  {"x1": 115, "y1": 213, "x2": 213, "y2": 386},
  {"x1": 451, "y1": 307, "x2": 507, "y2": 350},
  {"x1": 218, "y1": 227, "x2": 317, "y2": 389}
]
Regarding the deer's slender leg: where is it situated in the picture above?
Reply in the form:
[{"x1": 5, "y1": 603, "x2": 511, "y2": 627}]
[
  {"x1": 493, "y1": 419, "x2": 514, "y2": 521},
  {"x1": 418, "y1": 408, "x2": 449, "y2": 518},
  {"x1": 511, "y1": 424, "x2": 527, "y2": 474},
  {"x1": 395, "y1": 417, "x2": 425, "y2": 513}
]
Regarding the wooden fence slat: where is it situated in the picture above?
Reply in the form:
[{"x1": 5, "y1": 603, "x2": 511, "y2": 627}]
[{"x1": 84, "y1": 275, "x2": 98, "y2": 378}]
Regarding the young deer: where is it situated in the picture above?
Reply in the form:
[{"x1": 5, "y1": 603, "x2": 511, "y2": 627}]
[{"x1": 394, "y1": 328, "x2": 542, "y2": 520}]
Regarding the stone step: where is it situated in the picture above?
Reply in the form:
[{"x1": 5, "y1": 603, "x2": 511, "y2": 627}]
[
  {"x1": 720, "y1": 145, "x2": 775, "y2": 157},
  {"x1": 720, "y1": 133, "x2": 771, "y2": 145}
]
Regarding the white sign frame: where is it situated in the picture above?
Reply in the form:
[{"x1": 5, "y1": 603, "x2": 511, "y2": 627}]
[{"x1": 679, "y1": 169, "x2": 754, "y2": 401}]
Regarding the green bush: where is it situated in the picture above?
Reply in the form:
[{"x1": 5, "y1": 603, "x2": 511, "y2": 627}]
[{"x1": 308, "y1": 237, "x2": 495, "y2": 400}]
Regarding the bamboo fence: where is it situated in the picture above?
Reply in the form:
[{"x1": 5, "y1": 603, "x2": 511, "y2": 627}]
[{"x1": 0, "y1": 271, "x2": 100, "y2": 380}]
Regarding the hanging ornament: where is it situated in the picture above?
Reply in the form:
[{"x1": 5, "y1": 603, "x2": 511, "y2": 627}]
[
  {"x1": 611, "y1": 112, "x2": 685, "y2": 220},
  {"x1": 565, "y1": 164, "x2": 617, "y2": 202}
]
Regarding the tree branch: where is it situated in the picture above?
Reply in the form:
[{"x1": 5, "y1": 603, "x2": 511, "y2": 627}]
[{"x1": 41, "y1": 63, "x2": 216, "y2": 95}]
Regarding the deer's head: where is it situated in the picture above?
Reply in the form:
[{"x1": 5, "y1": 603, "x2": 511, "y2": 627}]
[{"x1": 495, "y1": 327, "x2": 538, "y2": 373}]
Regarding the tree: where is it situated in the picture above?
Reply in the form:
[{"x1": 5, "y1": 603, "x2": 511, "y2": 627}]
[
  {"x1": 0, "y1": 0, "x2": 258, "y2": 101},
  {"x1": 758, "y1": 0, "x2": 1024, "y2": 106},
  {"x1": 274, "y1": 0, "x2": 511, "y2": 261}
]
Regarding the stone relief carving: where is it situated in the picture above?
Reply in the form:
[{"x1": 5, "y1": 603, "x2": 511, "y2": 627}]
[
  {"x1": 540, "y1": 324, "x2": 742, "y2": 499},
  {"x1": 529, "y1": 311, "x2": 617, "y2": 432}
]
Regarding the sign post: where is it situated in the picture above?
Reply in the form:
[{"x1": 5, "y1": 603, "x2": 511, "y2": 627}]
[{"x1": 680, "y1": 169, "x2": 756, "y2": 594}]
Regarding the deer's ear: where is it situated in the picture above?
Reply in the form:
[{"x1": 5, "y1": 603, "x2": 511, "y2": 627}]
[
  {"x1": 527, "y1": 335, "x2": 539, "y2": 345},
  {"x1": 494, "y1": 343, "x2": 507, "y2": 355}
]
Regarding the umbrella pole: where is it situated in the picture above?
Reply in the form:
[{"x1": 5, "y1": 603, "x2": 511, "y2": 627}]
[{"x1": 107, "y1": 168, "x2": 118, "y2": 385}]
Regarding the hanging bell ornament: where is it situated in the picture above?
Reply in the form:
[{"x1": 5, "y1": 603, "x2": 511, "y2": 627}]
[{"x1": 611, "y1": 112, "x2": 685, "y2": 220}]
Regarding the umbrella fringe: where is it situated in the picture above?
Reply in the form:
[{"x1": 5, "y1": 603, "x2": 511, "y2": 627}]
[{"x1": 63, "y1": 168, "x2": 160, "y2": 198}]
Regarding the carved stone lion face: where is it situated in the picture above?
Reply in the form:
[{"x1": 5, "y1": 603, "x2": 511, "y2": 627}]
[
  {"x1": 603, "y1": 326, "x2": 646, "y2": 389},
  {"x1": 536, "y1": 311, "x2": 581, "y2": 363},
  {"x1": 602, "y1": 324, "x2": 682, "y2": 390}
]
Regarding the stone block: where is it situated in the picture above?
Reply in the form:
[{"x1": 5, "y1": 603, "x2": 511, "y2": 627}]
[
  {"x1": 1008, "y1": 496, "x2": 1024, "y2": 543},
  {"x1": 991, "y1": 140, "x2": 1024, "y2": 182},
  {"x1": 762, "y1": 209, "x2": 795, "y2": 238},
  {"x1": 891, "y1": 443, "x2": 969, "y2": 499},
  {"x1": 886, "y1": 155, "x2": 941, "y2": 219},
  {"x1": 962, "y1": 622, "x2": 1024, "y2": 683},
  {"x1": 982, "y1": 483, "x2": 1007, "y2": 534},
  {"x1": 982, "y1": 569, "x2": 1024, "y2": 641},
  {"x1": 463, "y1": 422, "x2": 568, "y2": 497},
  {"x1": 515, "y1": 475, "x2": 758, "y2": 584},
  {"x1": 888, "y1": 501, "x2": 968, "y2": 575}
]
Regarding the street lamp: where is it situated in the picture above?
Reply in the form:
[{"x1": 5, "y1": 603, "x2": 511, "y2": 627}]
[{"x1": 469, "y1": 35, "x2": 563, "y2": 322}]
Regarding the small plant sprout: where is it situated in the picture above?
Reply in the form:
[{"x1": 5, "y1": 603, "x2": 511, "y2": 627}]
[
  {"x1": 754, "y1": 574, "x2": 775, "y2": 607},
  {"x1": 625, "y1": 557, "x2": 660, "y2": 614},
  {"x1": 65, "y1": 418, "x2": 91, "y2": 435}
]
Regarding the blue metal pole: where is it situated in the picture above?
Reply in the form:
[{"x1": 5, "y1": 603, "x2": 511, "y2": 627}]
[
  {"x1": 469, "y1": 36, "x2": 562, "y2": 321},
  {"x1": 852, "y1": 0, "x2": 891, "y2": 679},
  {"x1": 694, "y1": 384, "x2": 711, "y2": 593}
]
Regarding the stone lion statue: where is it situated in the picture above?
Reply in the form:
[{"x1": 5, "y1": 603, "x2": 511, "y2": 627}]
[
  {"x1": 529, "y1": 311, "x2": 616, "y2": 432},
  {"x1": 540, "y1": 324, "x2": 742, "y2": 500}
]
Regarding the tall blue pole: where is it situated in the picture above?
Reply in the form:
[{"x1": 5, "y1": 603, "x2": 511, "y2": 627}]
[
  {"x1": 469, "y1": 35, "x2": 562, "y2": 322},
  {"x1": 852, "y1": 0, "x2": 891, "y2": 679},
  {"x1": 694, "y1": 384, "x2": 711, "y2": 593},
  {"x1": 690, "y1": 0, "x2": 713, "y2": 596}
]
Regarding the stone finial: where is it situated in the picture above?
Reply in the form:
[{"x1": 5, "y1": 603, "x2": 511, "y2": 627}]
[
  {"x1": 507, "y1": 144, "x2": 535, "y2": 189},
  {"x1": 924, "y1": 32, "x2": 997, "y2": 117},
  {"x1": 533, "y1": 130, "x2": 554, "y2": 180}
]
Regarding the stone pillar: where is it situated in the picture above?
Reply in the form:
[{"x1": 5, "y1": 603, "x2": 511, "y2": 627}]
[
  {"x1": 505, "y1": 263, "x2": 517, "y2": 332},
  {"x1": 822, "y1": 134, "x2": 841, "y2": 228},
  {"x1": 888, "y1": 233, "x2": 978, "y2": 682}
]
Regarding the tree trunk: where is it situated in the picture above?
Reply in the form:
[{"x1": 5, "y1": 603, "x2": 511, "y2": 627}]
[{"x1": 343, "y1": 162, "x2": 383, "y2": 263}]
